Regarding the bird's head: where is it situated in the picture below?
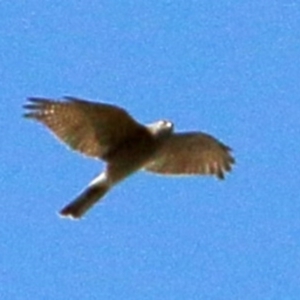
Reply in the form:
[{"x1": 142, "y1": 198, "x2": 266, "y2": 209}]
[{"x1": 146, "y1": 120, "x2": 174, "y2": 138}]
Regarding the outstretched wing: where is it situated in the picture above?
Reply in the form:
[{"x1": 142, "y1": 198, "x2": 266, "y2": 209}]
[
  {"x1": 24, "y1": 96, "x2": 143, "y2": 159},
  {"x1": 145, "y1": 133, "x2": 235, "y2": 179}
]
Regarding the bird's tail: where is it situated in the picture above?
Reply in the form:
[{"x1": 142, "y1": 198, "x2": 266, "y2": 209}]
[{"x1": 59, "y1": 182, "x2": 110, "y2": 219}]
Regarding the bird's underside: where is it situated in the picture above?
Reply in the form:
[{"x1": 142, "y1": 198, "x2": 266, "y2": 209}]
[{"x1": 24, "y1": 96, "x2": 235, "y2": 219}]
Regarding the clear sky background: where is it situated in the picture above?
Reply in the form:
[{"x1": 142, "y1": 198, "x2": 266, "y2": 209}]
[{"x1": 1, "y1": 1, "x2": 299, "y2": 299}]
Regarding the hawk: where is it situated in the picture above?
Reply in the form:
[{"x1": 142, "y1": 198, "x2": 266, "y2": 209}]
[{"x1": 24, "y1": 97, "x2": 235, "y2": 219}]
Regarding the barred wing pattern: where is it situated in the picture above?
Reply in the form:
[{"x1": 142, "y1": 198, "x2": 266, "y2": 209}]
[
  {"x1": 145, "y1": 133, "x2": 235, "y2": 179},
  {"x1": 24, "y1": 97, "x2": 143, "y2": 159},
  {"x1": 24, "y1": 96, "x2": 235, "y2": 219}
]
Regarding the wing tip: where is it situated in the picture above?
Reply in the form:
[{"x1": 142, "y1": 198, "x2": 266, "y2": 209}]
[
  {"x1": 216, "y1": 170, "x2": 225, "y2": 180},
  {"x1": 23, "y1": 98, "x2": 46, "y2": 119}
]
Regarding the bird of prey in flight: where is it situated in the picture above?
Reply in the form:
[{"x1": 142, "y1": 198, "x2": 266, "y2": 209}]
[{"x1": 24, "y1": 97, "x2": 235, "y2": 219}]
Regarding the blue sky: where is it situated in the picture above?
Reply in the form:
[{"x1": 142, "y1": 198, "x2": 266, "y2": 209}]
[{"x1": 1, "y1": 1, "x2": 300, "y2": 299}]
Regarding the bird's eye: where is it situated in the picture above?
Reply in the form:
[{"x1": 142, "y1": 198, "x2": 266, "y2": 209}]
[
  {"x1": 159, "y1": 120, "x2": 174, "y2": 132},
  {"x1": 160, "y1": 120, "x2": 171, "y2": 127}
]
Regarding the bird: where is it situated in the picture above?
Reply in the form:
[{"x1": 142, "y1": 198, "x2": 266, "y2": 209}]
[{"x1": 24, "y1": 96, "x2": 235, "y2": 219}]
